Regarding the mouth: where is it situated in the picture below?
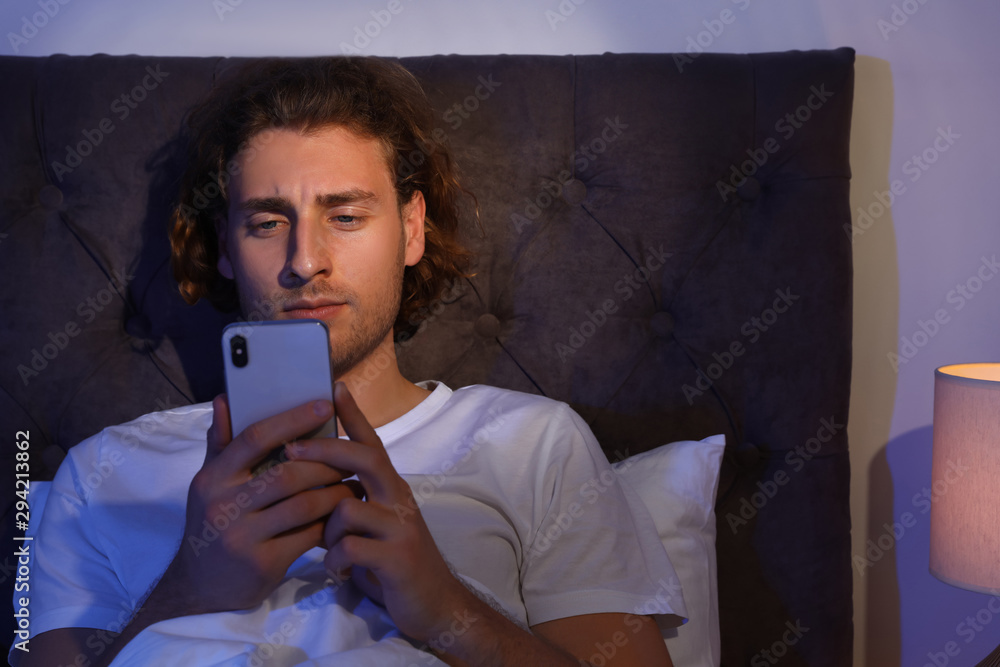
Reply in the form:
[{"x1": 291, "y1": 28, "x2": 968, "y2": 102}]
[{"x1": 282, "y1": 300, "x2": 348, "y2": 321}]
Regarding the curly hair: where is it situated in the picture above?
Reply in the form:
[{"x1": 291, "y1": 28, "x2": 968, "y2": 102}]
[{"x1": 169, "y1": 57, "x2": 473, "y2": 335}]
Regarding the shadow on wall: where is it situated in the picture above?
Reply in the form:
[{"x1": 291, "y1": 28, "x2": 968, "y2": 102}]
[
  {"x1": 880, "y1": 426, "x2": 1000, "y2": 667},
  {"x1": 846, "y1": 55, "x2": 901, "y2": 666},
  {"x1": 865, "y1": 444, "x2": 901, "y2": 665}
]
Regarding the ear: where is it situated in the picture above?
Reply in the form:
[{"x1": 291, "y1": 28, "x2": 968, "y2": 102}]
[
  {"x1": 215, "y1": 215, "x2": 235, "y2": 280},
  {"x1": 401, "y1": 191, "x2": 426, "y2": 267}
]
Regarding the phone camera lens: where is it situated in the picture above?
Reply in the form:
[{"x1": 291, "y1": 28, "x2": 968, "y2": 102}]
[{"x1": 230, "y1": 335, "x2": 248, "y2": 368}]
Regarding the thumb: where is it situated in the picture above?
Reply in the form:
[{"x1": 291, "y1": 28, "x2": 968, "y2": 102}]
[
  {"x1": 206, "y1": 393, "x2": 232, "y2": 463},
  {"x1": 352, "y1": 565, "x2": 385, "y2": 607}
]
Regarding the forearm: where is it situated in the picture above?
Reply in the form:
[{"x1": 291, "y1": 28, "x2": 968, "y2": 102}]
[
  {"x1": 23, "y1": 572, "x2": 195, "y2": 667},
  {"x1": 89, "y1": 561, "x2": 205, "y2": 667},
  {"x1": 429, "y1": 589, "x2": 584, "y2": 667}
]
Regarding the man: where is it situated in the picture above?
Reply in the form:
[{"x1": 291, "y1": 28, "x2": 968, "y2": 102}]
[{"x1": 18, "y1": 57, "x2": 682, "y2": 666}]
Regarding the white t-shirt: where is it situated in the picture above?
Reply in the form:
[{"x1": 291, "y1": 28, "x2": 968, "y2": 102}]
[{"x1": 25, "y1": 382, "x2": 684, "y2": 666}]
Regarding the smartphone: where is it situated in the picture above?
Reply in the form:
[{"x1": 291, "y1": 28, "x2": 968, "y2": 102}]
[{"x1": 222, "y1": 319, "x2": 337, "y2": 475}]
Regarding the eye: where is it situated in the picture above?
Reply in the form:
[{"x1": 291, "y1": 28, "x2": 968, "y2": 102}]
[
  {"x1": 247, "y1": 218, "x2": 285, "y2": 236},
  {"x1": 333, "y1": 214, "x2": 364, "y2": 227}
]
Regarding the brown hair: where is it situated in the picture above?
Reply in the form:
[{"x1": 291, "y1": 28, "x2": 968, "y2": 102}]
[{"x1": 169, "y1": 57, "x2": 473, "y2": 334}]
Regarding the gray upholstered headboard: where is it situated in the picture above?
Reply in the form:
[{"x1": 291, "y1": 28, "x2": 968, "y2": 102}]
[{"x1": 0, "y1": 49, "x2": 855, "y2": 665}]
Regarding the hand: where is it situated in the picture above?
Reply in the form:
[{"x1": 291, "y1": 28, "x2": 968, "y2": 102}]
[
  {"x1": 163, "y1": 395, "x2": 359, "y2": 615},
  {"x1": 285, "y1": 382, "x2": 471, "y2": 643}
]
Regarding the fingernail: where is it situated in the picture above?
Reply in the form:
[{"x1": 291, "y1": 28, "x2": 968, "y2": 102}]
[
  {"x1": 314, "y1": 400, "x2": 332, "y2": 417},
  {"x1": 285, "y1": 441, "x2": 302, "y2": 458}
]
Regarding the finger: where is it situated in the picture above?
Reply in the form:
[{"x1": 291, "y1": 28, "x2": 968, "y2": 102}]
[
  {"x1": 268, "y1": 518, "x2": 328, "y2": 561},
  {"x1": 254, "y1": 516, "x2": 335, "y2": 574},
  {"x1": 351, "y1": 566, "x2": 384, "y2": 606},
  {"x1": 324, "y1": 541, "x2": 352, "y2": 576},
  {"x1": 333, "y1": 382, "x2": 381, "y2": 449},
  {"x1": 323, "y1": 496, "x2": 399, "y2": 548},
  {"x1": 286, "y1": 438, "x2": 399, "y2": 505},
  {"x1": 256, "y1": 483, "x2": 358, "y2": 541},
  {"x1": 220, "y1": 399, "x2": 335, "y2": 476},
  {"x1": 344, "y1": 479, "x2": 366, "y2": 501},
  {"x1": 284, "y1": 436, "x2": 356, "y2": 481},
  {"x1": 244, "y1": 459, "x2": 349, "y2": 510},
  {"x1": 291, "y1": 384, "x2": 400, "y2": 504},
  {"x1": 206, "y1": 394, "x2": 232, "y2": 464},
  {"x1": 324, "y1": 533, "x2": 381, "y2": 577}
]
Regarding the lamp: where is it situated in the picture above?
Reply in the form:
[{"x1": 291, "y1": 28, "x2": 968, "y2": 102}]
[{"x1": 931, "y1": 363, "x2": 1000, "y2": 667}]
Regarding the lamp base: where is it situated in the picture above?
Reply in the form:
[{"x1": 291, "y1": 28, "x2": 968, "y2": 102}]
[{"x1": 976, "y1": 642, "x2": 1000, "y2": 667}]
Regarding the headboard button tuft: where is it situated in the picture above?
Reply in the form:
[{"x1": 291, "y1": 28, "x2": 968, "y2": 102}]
[
  {"x1": 474, "y1": 313, "x2": 501, "y2": 339},
  {"x1": 650, "y1": 310, "x2": 674, "y2": 337},
  {"x1": 561, "y1": 179, "x2": 587, "y2": 206},
  {"x1": 125, "y1": 313, "x2": 153, "y2": 339},
  {"x1": 38, "y1": 184, "x2": 64, "y2": 210}
]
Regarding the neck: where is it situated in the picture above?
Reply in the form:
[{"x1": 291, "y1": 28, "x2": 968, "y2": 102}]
[{"x1": 337, "y1": 332, "x2": 430, "y2": 429}]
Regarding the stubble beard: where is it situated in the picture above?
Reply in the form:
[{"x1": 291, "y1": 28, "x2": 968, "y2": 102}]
[
  {"x1": 237, "y1": 241, "x2": 406, "y2": 380},
  {"x1": 326, "y1": 256, "x2": 404, "y2": 379}
]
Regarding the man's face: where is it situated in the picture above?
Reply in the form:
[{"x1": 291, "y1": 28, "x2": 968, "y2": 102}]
[{"x1": 217, "y1": 125, "x2": 425, "y2": 377}]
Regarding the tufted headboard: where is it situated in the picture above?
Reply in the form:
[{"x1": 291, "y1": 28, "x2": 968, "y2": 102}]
[{"x1": 0, "y1": 49, "x2": 855, "y2": 665}]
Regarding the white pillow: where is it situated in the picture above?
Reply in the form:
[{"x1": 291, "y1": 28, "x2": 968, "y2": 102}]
[{"x1": 613, "y1": 434, "x2": 725, "y2": 667}]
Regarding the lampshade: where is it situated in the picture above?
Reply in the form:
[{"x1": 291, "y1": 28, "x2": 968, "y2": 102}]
[{"x1": 930, "y1": 362, "x2": 1000, "y2": 594}]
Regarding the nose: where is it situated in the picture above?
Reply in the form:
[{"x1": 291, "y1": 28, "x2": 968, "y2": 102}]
[{"x1": 282, "y1": 218, "x2": 331, "y2": 286}]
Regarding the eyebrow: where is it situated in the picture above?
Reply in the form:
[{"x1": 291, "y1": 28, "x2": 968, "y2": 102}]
[{"x1": 238, "y1": 188, "x2": 380, "y2": 213}]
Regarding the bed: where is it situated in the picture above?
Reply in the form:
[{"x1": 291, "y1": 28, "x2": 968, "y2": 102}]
[{"x1": 0, "y1": 48, "x2": 855, "y2": 665}]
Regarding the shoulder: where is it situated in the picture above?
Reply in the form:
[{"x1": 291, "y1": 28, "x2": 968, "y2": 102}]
[
  {"x1": 101, "y1": 401, "x2": 213, "y2": 448},
  {"x1": 63, "y1": 401, "x2": 213, "y2": 473},
  {"x1": 44, "y1": 402, "x2": 212, "y2": 518},
  {"x1": 392, "y1": 383, "x2": 598, "y2": 475},
  {"x1": 441, "y1": 385, "x2": 597, "y2": 456},
  {"x1": 447, "y1": 385, "x2": 582, "y2": 425}
]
